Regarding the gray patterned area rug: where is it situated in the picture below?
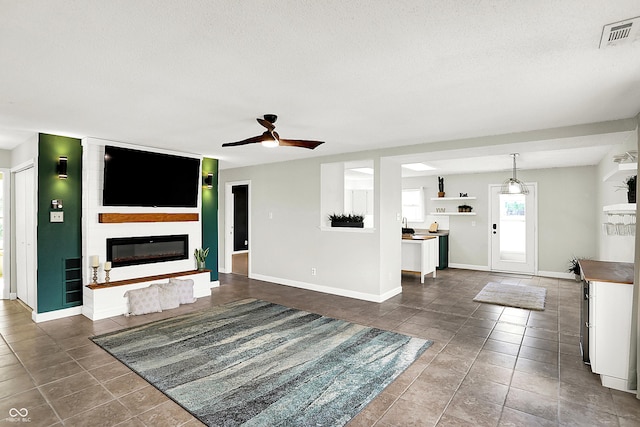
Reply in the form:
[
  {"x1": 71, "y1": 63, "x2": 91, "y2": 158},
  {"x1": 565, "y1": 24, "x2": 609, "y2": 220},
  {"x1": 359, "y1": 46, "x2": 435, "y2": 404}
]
[
  {"x1": 473, "y1": 282, "x2": 546, "y2": 311},
  {"x1": 92, "y1": 299, "x2": 432, "y2": 426}
]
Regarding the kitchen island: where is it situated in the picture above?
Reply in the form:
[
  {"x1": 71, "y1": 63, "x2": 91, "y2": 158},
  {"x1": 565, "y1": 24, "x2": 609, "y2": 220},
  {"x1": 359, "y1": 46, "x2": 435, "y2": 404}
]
[
  {"x1": 579, "y1": 259, "x2": 635, "y2": 392},
  {"x1": 401, "y1": 234, "x2": 438, "y2": 283}
]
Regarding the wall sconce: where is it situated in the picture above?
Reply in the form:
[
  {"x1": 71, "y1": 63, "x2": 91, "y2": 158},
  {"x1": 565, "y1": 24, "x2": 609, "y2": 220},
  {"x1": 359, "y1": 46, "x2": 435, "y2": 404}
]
[
  {"x1": 57, "y1": 156, "x2": 68, "y2": 179},
  {"x1": 203, "y1": 173, "x2": 214, "y2": 189}
]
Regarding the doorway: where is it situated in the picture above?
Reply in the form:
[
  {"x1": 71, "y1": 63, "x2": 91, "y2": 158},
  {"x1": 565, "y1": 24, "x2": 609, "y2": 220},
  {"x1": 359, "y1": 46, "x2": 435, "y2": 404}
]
[
  {"x1": 14, "y1": 165, "x2": 37, "y2": 309},
  {"x1": 225, "y1": 181, "x2": 250, "y2": 276},
  {"x1": 489, "y1": 184, "x2": 537, "y2": 274}
]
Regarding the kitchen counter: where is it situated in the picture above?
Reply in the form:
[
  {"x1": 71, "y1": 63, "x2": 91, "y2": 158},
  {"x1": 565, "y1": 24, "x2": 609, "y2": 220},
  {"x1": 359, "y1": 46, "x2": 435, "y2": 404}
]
[
  {"x1": 402, "y1": 234, "x2": 438, "y2": 240},
  {"x1": 579, "y1": 260, "x2": 634, "y2": 284},
  {"x1": 411, "y1": 228, "x2": 449, "y2": 237}
]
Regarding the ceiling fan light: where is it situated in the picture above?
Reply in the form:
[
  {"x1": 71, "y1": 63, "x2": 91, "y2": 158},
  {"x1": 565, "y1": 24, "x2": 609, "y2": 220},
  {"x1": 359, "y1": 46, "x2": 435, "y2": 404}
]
[{"x1": 261, "y1": 139, "x2": 279, "y2": 148}]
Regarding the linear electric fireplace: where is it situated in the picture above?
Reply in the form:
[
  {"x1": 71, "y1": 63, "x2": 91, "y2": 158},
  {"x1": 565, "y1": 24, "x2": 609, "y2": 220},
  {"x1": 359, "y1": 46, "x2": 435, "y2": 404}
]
[{"x1": 107, "y1": 235, "x2": 189, "y2": 267}]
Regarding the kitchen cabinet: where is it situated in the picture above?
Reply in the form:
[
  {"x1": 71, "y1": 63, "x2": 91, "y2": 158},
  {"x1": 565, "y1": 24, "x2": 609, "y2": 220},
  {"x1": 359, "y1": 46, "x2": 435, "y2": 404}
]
[
  {"x1": 401, "y1": 235, "x2": 438, "y2": 283},
  {"x1": 580, "y1": 260, "x2": 635, "y2": 392}
]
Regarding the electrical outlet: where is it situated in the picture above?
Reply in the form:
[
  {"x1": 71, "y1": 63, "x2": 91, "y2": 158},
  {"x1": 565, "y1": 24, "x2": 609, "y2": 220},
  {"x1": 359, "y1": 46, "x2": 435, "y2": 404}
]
[
  {"x1": 50, "y1": 211, "x2": 64, "y2": 223},
  {"x1": 311, "y1": 268, "x2": 317, "y2": 276},
  {"x1": 471, "y1": 221, "x2": 476, "y2": 227}
]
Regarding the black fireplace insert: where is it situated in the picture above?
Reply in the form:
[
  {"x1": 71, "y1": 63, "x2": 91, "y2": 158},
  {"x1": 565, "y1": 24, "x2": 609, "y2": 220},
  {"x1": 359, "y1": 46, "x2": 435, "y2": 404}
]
[{"x1": 106, "y1": 235, "x2": 189, "y2": 267}]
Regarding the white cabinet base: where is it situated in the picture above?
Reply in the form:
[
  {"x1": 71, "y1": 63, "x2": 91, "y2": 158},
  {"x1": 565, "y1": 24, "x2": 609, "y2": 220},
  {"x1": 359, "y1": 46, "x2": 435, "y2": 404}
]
[
  {"x1": 589, "y1": 280, "x2": 635, "y2": 393},
  {"x1": 401, "y1": 238, "x2": 437, "y2": 283},
  {"x1": 600, "y1": 375, "x2": 635, "y2": 393}
]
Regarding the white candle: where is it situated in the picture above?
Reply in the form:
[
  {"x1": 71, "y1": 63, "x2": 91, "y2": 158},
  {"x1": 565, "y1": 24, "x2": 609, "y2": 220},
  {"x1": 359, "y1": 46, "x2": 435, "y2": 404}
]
[
  {"x1": 104, "y1": 261, "x2": 112, "y2": 270},
  {"x1": 91, "y1": 255, "x2": 99, "y2": 267}
]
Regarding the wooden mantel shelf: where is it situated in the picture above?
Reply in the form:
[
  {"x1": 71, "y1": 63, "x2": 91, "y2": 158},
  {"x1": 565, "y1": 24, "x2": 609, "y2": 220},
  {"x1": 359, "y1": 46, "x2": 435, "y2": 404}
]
[
  {"x1": 86, "y1": 269, "x2": 211, "y2": 289},
  {"x1": 99, "y1": 213, "x2": 199, "y2": 223}
]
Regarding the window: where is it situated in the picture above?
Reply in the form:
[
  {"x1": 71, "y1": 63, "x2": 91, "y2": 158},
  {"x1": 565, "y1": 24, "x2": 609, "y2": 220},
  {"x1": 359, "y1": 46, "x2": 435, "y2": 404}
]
[
  {"x1": 402, "y1": 188, "x2": 424, "y2": 222},
  {"x1": 320, "y1": 160, "x2": 375, "y2": 229}
]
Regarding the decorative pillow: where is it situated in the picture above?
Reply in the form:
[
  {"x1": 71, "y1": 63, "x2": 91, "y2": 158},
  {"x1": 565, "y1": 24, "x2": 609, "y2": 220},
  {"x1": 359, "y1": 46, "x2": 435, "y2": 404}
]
[
  {"x1": 151, "y1": 283, "x2": 180, "y2": 310},
  {"x1": 168, "y1": 278, "x2": 197, "y2": 304},
  {"x1": 124, "y1": 286, "x2": 162, "y2": 316}
]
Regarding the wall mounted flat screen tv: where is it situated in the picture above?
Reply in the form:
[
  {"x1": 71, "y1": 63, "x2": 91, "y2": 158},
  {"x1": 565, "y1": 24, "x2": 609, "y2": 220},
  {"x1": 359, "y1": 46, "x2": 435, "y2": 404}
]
[{"x1": 103, "y1": 145, "x2": 201, "y2": 207}]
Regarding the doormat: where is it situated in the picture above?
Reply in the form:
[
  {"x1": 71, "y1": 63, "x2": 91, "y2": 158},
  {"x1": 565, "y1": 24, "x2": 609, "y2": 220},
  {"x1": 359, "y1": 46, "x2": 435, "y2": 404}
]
[{"x1": 473, "y1": 282, "x2": 546, "y2": 311}]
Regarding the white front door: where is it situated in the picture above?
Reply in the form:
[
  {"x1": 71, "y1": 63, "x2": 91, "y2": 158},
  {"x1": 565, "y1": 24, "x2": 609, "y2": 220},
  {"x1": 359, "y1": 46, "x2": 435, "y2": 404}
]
[
  {"x1": 15, "y1": 166, "x2": 37, "y2": 309},
  {"x1": 490, "y1": 184, "x2": 537, "y2": 274}
]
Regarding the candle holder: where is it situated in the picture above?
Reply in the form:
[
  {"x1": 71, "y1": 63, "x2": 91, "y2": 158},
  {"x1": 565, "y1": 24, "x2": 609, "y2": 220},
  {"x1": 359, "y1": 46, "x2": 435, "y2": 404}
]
[
  {"x1": 92, "y1": 266, "x2": 99, "y2": 284},
  {"x1": 104, "y1": 268, "x2": 111, "y2": 283}
]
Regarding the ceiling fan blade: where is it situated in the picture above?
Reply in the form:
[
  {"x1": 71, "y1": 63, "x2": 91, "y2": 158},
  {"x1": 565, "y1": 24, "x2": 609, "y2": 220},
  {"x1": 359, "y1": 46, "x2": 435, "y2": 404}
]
[
  {"x1": 257, "y1": 117, "x2": 276, "y2": 131},
  {"x1": 278, "y1": 138, "x2": 325, "y2": 150},
  {"x1": 221, "y1": 132, "x2": 270, "y2": 147}
]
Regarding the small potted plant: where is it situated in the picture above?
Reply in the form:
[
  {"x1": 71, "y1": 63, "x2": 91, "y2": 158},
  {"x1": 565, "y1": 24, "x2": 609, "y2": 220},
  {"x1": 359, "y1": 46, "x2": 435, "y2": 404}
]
[
  {"x1": 567, "y1": 256, "x2": 586, "y2": 281},
  {"x1": 194, "y1": 247, "x2": 209, "y2": 271},
  {"x1": 623, "y1": 175, "x2": 636, "y2": 204},
  {"x1": 328, "y1": 213, "x2": 364, "y2": 228}
]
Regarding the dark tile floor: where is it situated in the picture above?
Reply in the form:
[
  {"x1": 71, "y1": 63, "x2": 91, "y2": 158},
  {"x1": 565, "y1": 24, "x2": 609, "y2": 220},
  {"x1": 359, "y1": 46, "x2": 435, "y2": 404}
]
[{"x1": 1, "y1": 269, "x2": 639, "y2": 426}]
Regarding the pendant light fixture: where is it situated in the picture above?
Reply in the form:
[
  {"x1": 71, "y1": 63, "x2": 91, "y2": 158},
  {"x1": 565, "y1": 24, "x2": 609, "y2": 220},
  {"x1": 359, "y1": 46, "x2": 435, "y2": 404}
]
[{"x1": 500, "y1": 153, "x2": 529, "y2": 195}]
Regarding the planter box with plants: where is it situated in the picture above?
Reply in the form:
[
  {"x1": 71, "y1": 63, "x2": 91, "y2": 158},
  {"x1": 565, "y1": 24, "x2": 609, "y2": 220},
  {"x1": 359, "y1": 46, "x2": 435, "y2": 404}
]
[{"x1": 329, "y1": 213, "x2": 364, "y2": 228}]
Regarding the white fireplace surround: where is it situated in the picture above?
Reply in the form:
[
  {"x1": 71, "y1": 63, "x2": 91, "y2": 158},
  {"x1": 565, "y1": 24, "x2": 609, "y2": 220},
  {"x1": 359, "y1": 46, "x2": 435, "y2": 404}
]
[{"x1": 81, "y1": 138, "x2": 218, "y2": 320}]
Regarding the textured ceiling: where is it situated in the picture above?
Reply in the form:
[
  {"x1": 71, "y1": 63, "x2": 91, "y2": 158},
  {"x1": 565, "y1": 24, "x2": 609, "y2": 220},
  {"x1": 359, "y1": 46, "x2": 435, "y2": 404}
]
[{"x1": 0, "y1": 1, "x2": 639, "y2": 172}]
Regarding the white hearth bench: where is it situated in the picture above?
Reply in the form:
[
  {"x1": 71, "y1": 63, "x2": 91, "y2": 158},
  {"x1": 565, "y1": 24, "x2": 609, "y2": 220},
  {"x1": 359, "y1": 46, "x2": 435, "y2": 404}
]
[{"x1": 82, "y1": 270, "x2": 216, "y2": 320}]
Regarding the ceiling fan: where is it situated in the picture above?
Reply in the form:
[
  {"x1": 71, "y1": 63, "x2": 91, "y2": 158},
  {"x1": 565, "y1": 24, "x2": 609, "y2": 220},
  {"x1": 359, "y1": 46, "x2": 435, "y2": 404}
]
[{"x1": 222, "y1": 114, "x2": 324, "y2": 150}]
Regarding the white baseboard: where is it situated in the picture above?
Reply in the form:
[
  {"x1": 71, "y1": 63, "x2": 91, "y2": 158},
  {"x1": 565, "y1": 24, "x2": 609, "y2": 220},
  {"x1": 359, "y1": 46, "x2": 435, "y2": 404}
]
[
  {"x1": 9, "y1": 293, "x2": 17, "y2": 300},
  {"x1": 32, "y1": 306, "x2": 83, "y2": 323},
  {"x1": 250, "y1": 273, "x2": 401, "y2": 303},
  {"x1": 448, "y1": 265, "x2": 573, "y2": 280},
  {"x1": 448, "y1": 263, "x2": 490, "y2": 271},
  {"x1": 537, "y1": 270, "x2": 576, "y2": 280}
]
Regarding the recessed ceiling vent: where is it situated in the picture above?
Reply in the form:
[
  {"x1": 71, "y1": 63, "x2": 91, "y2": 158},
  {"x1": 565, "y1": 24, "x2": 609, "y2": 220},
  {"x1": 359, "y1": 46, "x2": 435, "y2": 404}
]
[{"x1": 599, "y1": 16, "x2": 640, "y2": 48}]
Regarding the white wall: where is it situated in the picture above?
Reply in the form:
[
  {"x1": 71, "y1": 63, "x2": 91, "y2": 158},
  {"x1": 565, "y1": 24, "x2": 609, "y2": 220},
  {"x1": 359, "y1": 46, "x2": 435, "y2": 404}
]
[
  {"x1": 218, "y1": 119, "x2": 636, "y2": 301},
  {"x1": 597, "y1": 129, "x2": 638, "y2": 262},
  {"x1": 403, "y1": 166, "x2": 598, "y2": 273},
  {"x1": 220, "y1": 156, "x2": 388, "y2": 301}
]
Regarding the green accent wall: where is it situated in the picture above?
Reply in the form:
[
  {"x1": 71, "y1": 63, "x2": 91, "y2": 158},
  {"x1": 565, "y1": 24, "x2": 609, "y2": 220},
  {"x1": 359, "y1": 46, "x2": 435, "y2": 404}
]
[
  {"x1": 201, "y1": 157, "x2": 219, "y2": 281},
  {"x1": 37, "y1": 133, "x2": 82, "y2": 313}
]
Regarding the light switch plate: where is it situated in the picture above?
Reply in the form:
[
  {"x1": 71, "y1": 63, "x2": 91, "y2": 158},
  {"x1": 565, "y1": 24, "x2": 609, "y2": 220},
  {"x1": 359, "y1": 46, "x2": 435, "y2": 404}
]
[{"x1": 50, "y1": 211, "x2": 64, "y2": 223}]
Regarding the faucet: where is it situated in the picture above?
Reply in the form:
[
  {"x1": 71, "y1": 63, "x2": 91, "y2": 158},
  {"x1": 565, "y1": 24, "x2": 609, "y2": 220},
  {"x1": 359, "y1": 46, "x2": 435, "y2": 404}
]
[{"x1": 402, "y1": 217, "x2": 408, "y2": 229}]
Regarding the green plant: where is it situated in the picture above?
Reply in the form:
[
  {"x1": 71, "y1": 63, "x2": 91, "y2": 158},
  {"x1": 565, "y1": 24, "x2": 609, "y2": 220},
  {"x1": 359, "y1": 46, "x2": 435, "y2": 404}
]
[
  {"x1": 567, "y1": 256, "x2": 588, "y2": 275},
  {"x1": 617, "y1": 175, "x2": 637, "y2": 191},
  {"x1": 194, "y1": 247, "x2": 209, "y2": 263},
  {"x1": 328, "y1": 213, "x2": 364, "y2": 223},
  {"x1": 625, "y1": 175, "x2": 637, "y2": 190}
]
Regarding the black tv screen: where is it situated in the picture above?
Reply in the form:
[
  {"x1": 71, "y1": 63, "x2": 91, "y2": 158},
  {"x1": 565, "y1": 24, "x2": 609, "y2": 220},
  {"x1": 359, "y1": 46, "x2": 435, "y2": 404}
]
[{"x1": 103, "y1": 145, "x2": 201, "y2": 207}]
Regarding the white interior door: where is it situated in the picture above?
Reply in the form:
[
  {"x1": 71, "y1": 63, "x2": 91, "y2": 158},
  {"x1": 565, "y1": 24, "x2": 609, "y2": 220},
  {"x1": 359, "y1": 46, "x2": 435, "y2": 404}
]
[
  {"x1": 490, "y1": 184, "x2": 537, "y2": 274},
  {"x1": 15, "y1": 166, "x2": 36, "y2": 309}
]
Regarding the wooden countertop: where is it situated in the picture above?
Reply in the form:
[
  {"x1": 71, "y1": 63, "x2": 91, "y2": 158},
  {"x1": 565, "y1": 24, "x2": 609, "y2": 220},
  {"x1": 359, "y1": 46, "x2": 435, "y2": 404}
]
[
  {"x1": 579, "y1": 260, "x2": 634, "y2": 284},
  {"x1": 402, "y1": 234, "x2": 437, "y2": 240}
]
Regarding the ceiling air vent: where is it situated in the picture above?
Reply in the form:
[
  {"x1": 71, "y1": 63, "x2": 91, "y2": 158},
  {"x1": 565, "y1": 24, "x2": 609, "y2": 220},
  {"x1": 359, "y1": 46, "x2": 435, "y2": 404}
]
[{"x1": 599, "y1": 16, "x2": 640, "y2": 48}]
